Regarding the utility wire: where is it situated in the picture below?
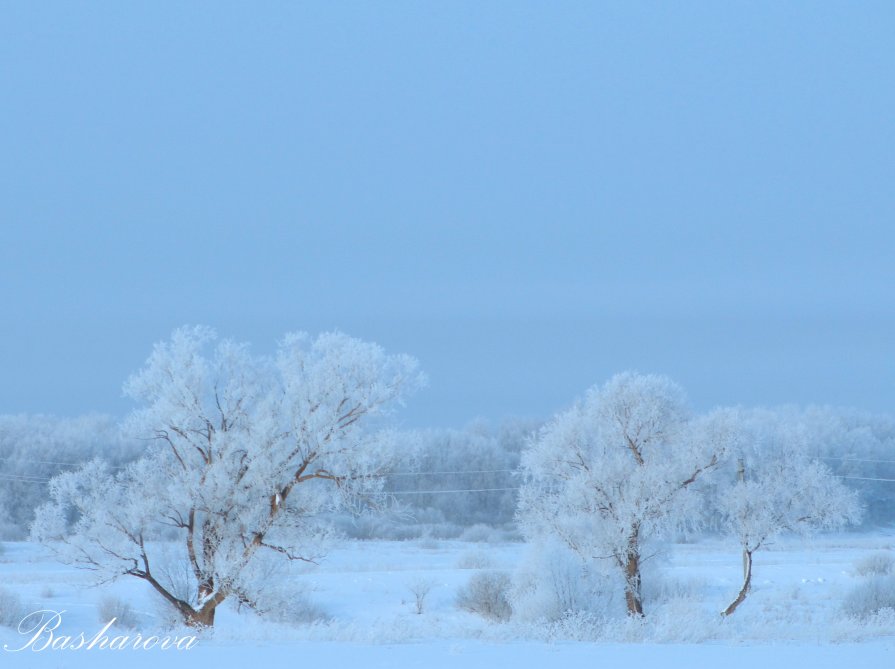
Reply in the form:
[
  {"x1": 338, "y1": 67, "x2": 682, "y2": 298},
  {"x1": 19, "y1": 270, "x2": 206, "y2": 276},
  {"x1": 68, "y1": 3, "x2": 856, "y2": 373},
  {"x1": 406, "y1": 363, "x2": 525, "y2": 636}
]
[
  {"x1": 0, "y1": 456, "x2": 128, "y2": 470},
  {"x1": 370, "y1": 487, "x2": 520, "y2": 495},
  {"x1": 386, "y1": 469, "x2": 516, "y2": 476},
  {"x1": 821, "y1": 456, "x2": 895, "y2": 465},
  {"x1": 0, "y1": 458, "x2": 515, "y2": 477},
  {"x1": 0, "y1": 475, "x2": 52, "y2": 483},
  {"x1": 836, "y1": 475, "x2": 895, "y2": 483}
]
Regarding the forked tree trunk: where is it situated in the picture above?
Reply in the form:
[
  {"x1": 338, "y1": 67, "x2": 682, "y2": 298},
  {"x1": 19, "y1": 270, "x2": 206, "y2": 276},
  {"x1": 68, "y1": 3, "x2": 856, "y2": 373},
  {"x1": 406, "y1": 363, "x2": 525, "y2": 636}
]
[
  {"x1": 181, "y1": 589, "x2": 229, "y2": 628},
  {"x1": 722, "y1": 548, "x2": 753, "y2": 617},
  {"x1": 142, "y1": 571, "x2": 225, "y2": 628},
  {"x1": 185, "y1": 604, "x2": 217, "y2": 628},
  {"x1": 183, "y1": 576, "x2": 229, "y2": 628}
]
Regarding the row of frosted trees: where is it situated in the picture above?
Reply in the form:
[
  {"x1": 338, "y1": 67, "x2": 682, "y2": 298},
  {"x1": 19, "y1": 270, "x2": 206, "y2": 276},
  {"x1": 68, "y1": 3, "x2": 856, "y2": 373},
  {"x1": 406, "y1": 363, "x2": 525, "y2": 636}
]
[
  {"x1": 2, "y1": 327, "x2": 887, "y2": 624},
  {"x1": 517, "y1": 373, "x2": 861, "y2": 616}
]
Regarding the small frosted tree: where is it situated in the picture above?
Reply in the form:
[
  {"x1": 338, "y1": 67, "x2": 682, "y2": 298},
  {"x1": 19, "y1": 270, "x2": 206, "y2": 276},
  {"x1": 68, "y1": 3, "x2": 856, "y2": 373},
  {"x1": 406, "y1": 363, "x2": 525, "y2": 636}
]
[
  {"x1": 518, "y1": 372, "x2": 726, "y2": 616},
  {"x1": 718, "y1": 409, "x2": 862, "y2": 616},
  {"x1": 32, "y1": 326, "x2": 422, "y2": 627}
]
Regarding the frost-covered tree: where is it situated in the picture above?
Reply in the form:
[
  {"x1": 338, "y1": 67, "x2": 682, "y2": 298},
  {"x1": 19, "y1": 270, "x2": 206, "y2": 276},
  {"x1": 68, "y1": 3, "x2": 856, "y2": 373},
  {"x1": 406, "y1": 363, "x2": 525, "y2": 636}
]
[
  {"x1": 718, "y1": 408, "x2": 862, "y2": 616},
  {"x1": 31, "y1": 326, "x2": 422, "y2": 627},
  {"x1": 518, "y1": 373, "x2": 726, "y2": 616}
]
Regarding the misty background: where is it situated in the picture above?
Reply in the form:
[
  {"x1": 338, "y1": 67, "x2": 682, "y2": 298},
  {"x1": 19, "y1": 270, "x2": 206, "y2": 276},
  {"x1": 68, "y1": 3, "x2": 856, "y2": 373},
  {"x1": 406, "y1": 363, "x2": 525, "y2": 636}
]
[{"x1": 1, "y1": 2, "x2": 893, "y2": 427}]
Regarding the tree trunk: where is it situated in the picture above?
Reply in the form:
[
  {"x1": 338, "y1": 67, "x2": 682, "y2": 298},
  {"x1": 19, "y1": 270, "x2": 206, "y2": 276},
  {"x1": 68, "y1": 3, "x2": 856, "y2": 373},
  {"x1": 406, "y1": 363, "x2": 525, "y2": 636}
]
[
  {"x1": 623, "y1": 523, "x2": 644, "y2": 616},
  {"x1": 185, "y1": 604, "x2": 217, "y2": 628},
  {"x1": 183, "y1": 576, "x2": 228, "y2": 628},
  {"x1": 722, "y1": 548, "x2": 753, "y2": 617},
  {"x1": 624, "y1": 550, "x2": 644, "y2": 616}
]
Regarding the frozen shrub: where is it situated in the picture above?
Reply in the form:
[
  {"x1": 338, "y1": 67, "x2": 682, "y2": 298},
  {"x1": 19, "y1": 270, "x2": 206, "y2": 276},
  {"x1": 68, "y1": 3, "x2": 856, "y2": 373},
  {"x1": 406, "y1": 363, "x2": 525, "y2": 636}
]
[
  {"x1": 236, "y1": 559, "x2": 330, "y2": 627},
  {"x1": 425, "y1": 522, "x2": 466, "y2": 539},
  {"x1": 407, "y1": 578, "x2": 435, "y2": 615},
  {"x1": 640, "y1": 559, "x2": 707, "y2": 607},
  {"x1": 459, "y1": 524, "x2": 497, "y2": 543},
  {"x1": 256, "y1": 589, "x2": 330, "y2": 625},
  {"x1": 0, "y1": 587, "x2": 29, "y2": 628},
  {"x1": 456, "y1": 571, "x2": 512, "y2": 622},
  {"x1": 645, "y1": 597, "x2": 720, "y2": 643},
  {"x1": 417, "y1": 536, "x2": 443, "y2": 550},
  {"x1": 97, "y1": 595, "x2": 140, "y2": 629},
  {"x1": 456, "y1": 550, "x2": 494, "y2": 570},
  {"x1": 853, "y1": 552, "x2": 895, "y2": 577},
  {"x1": 843, "y1": 574, "x2": 895, "y2": 619},
  {"x1": 545, "y1": 610, "x2": 603, "y2": 641},
  {"x1": 511, "y1": 542, "x2": 619, "y2": 622}
]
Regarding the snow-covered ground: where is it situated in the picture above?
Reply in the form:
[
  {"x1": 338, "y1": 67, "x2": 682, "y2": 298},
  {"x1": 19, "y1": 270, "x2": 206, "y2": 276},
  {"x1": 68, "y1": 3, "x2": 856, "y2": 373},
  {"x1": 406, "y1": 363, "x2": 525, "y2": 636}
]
[{"x1": 2, "y1": 533, "x2": 894, "y2": 667}]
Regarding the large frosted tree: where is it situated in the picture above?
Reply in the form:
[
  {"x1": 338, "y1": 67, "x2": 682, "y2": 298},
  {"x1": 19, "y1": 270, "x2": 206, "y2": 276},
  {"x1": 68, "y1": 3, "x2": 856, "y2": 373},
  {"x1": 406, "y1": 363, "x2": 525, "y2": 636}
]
[
  {"x1": 518, "y1": 372, "x2": 727, "y2": 616},
  {"x1": 31, "y1": 326, "x2": 423, "y2": 626}
]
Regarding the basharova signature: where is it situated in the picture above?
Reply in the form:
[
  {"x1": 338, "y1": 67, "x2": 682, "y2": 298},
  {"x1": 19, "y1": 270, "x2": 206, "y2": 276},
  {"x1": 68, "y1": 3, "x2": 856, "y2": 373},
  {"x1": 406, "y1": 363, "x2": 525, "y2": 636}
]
[{"x1": 3, "y1": 610, "x2": 199, "y2": 652}]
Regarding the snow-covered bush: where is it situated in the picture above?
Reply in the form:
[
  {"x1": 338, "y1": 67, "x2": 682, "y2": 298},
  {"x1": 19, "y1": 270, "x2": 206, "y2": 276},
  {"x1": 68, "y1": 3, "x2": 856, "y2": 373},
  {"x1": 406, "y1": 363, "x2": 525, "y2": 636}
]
[
  {"x1": 0, "y1": 587, "x2": 28, "y2": 628},
  {"x1": 407, "y1": 578, "x2": 435, "y2": 615},
  {"x1": 511, "y1": 541, "x2": 619, "y2": 622},
  {"x1": 853, "y1": 552, "x2": 895, "y2": 578},
  {"x1": 640, "y1": 559, "x2": 707, "y2": 609},
  {"x1": 456, "y1": 571, "x2": 512, "y2": 622},
  {"x1": 456, "y1": 550, "x2": 494, "y2": 570},
  {"x1": 459, "y1": 523, "x2": 499, "y2": 543},
  {"x1": 97, "y1": 595, "x2": 140, "y2": 629},
  {"x1": 247, "y1": 584, "x2": 330, "y2": 626},
  {"x1": 843, "y1": 574, "x2": 895, "y2": 619}
]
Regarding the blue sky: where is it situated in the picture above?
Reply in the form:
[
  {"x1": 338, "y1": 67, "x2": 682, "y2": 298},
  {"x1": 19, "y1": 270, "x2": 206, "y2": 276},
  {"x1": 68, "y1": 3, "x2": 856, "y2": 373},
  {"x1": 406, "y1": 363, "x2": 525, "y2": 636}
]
[{"x1": 1, "y1": 2, "x2": 893, "y2": 426}]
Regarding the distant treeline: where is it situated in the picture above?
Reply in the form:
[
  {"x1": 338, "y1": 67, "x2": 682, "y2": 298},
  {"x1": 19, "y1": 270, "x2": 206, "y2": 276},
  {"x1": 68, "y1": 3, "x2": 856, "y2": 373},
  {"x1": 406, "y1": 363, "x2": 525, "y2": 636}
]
[
  {"x1": 1, "y1": 407, "x2": 894, "y2": 540},
  {"x1": 0, "y1": 414, "x2": 143, "y2": 539}
]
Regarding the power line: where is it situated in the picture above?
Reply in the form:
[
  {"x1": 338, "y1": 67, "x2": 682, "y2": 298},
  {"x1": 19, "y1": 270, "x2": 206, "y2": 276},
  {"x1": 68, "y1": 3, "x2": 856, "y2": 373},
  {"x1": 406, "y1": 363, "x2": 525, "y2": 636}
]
[
  {"x1": 0, "y1": 475, "x2": 52, "y2": 483},
  {"x1": 0, "y1": 458, "x2": 515, "y2": 478},
  {"x1": 386, "y1": 469, "x2": 516, "y2": 477},
  {"x1": 0, "y1": 472, "x2": 52, "y2": 479},
  {"x1": 370, "y1": 487, "x2": 520, "y2": 495},
  {"x1": 0, "y1": 454, "x2": 517, "y2": 476},
  {"x1": 0, "y1": 456, "x2": 127, "y2": 469},
  {"x1": 820, "y1": 456, "x2": 895, "y2": 465},
  {"x1": 837, "y1": 475, "x2": 895, "y2": 483}
]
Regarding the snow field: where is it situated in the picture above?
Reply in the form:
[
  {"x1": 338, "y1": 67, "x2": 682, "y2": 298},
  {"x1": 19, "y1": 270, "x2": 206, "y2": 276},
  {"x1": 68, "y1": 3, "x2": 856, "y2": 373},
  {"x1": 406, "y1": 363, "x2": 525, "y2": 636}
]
[{"x1": 1, "y1": 533, "x2": 894, "y2": 667}]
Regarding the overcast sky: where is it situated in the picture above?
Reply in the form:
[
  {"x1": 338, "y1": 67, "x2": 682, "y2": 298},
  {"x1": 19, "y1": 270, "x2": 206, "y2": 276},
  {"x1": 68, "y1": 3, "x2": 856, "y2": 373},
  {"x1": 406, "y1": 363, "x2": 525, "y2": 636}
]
[{"x1": 1, "y1": 2, "x2": 893, "y2": 427}]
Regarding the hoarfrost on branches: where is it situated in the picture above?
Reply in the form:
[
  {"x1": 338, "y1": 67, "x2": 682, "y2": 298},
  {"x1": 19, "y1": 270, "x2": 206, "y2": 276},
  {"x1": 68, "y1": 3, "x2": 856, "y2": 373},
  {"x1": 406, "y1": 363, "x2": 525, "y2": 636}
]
[
  {"x1": 517, "y1": 372, "x2": 728, "y2": 616},
  {"x1": 718, "y1": 408, "x2": 862, "y2": 616},
  {"x1": 31, "y1": 326, "x2": 423, "y2": 627}
]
